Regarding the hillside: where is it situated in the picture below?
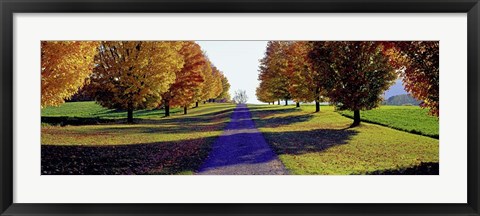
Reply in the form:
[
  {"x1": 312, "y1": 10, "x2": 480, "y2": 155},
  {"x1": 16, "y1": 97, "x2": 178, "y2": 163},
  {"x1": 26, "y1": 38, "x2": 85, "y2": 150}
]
[{"x1": 384, "y1": 94, "x2": 421, "y2": 106}]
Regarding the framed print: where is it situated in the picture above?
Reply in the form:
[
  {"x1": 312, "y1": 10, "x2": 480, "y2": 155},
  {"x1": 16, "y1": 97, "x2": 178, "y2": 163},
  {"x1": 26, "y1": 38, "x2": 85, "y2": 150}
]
[{"x1": 1, "y1": 0, "x2": 479, "y2": 215}]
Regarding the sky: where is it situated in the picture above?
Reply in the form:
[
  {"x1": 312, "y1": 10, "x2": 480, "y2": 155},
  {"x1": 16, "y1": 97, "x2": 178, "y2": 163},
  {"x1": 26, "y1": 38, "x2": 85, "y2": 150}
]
[
  {"x1": 196, "y1": 41, "x2": 406, "y2": 104},
  {"x1": 196, "y1": 41, "x2": 267, "y2": 104}
]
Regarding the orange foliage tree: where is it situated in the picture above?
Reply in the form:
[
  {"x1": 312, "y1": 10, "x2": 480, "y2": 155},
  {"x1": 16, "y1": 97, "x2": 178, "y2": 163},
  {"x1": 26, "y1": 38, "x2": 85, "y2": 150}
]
[
  {"x1": 41, "y1": 41, "x2": 99, "y2": 107},
  {"x1": 285, "y1": 41, "x2": 328, "y2": 111},
  {"x1": 192, "y1": 59, "x2": 211, "y2": 108},
  {"x1": 90, "y1": 41, "x2": 183, "y2": 123},
  {"x1": 257, "y1": 41, "x2": 291, "y2": 106},
  {"x1": 161, "y1": 41, "x2": 207, "y2": 116},
  {"x1": 311, "y1": 41, "x2": 397, "y2": 127}
]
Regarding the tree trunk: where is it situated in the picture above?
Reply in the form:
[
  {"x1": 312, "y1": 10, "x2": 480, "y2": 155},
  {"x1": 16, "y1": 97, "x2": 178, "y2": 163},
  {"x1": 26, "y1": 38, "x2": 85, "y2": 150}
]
[
  {"x1": 127, "y1": 108, "x2": 133, "y2": 123},
  {"x1": 296, "y1": 102, "x2": 300, "y2": 107},
  {"x1": 285, "y1": 99, "x2": 288, "y2": 106},
  {"x1": 165, "y1": 101, "x2": 170, "y2": 117},
  {"x1": 277, "y1": 99, "x2": 280, "y2": 105},
  {"x1": 352, "y1": 110, "x2": 361, "y2": 127},
  {"x1": 315, "y1": 100, "x2": 320, "y2": 112},
  {"x1": 212, "y1": 99, "x2": 216, "y2": 103},
  {"x1": 195, "y1": 102, "x2": 199, "y2": 108},
  {"x1": 184, "y1": 106, "x2": 187, "y2": 115},
  {"x1": 268, "y1": 102, "x2": 270, "y2": 105},
  {"x1": 203, "y1": 101, "x2": 206, "y2": 104}
]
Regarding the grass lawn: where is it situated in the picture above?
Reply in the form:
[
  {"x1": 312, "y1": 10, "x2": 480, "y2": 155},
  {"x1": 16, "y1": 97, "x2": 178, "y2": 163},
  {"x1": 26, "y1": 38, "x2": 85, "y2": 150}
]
[
  {"x1": 41, "y1": 102, "x2": 236, "y2": 175},
  {"x1": 337, "y1": 106, "x2": 439, "y2": 138},
  {"x1": 248, "y1": 104, "x2": 439, "y2": 175},
  {"x1": 42, "y1": 101, "x2": 183, "y2": 119}
]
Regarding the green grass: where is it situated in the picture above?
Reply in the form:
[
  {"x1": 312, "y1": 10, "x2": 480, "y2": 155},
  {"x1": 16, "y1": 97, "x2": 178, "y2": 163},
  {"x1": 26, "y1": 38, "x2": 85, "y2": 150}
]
[
  {"x1": 42, "y1": 101, "x2": 182, "y2": 119},
  {"x1": 248, "y1": 104, "x2": 439, "y2": 175},
  {"x1": 41, "y1": 102, "x2": 236, "y2": 175},
  {"x1": 337, "y1": 106, "x2": 439, "y2": 138}
]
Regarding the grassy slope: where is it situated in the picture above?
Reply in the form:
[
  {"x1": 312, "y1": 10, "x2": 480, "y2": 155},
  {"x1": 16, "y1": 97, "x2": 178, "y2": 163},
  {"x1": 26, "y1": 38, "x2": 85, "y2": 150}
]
[
  {"x1": 248, "y1": 104, "x2": 439, "y2": 175},
  {"x1": 41, "y1": 102, "x2": 236, "y2": 175},
  {"x1": 337, "y1": 106, "x2": 439, "y2": 138}
]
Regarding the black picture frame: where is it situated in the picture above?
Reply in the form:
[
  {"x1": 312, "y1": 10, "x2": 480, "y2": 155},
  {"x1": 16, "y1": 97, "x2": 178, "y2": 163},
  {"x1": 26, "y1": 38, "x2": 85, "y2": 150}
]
[{"x1": 1, "y1": 0, "x2": 479, "y2": 215}]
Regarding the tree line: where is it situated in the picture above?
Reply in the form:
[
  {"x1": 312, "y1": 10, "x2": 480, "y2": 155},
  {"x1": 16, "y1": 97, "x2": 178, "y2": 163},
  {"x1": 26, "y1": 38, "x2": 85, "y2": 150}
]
[
  {"x1": 41, "y1": 41, "x2": 231, "y2": 123},
  {"x1": 256, "y1": 41, "x2": 439, "y2": 127}
]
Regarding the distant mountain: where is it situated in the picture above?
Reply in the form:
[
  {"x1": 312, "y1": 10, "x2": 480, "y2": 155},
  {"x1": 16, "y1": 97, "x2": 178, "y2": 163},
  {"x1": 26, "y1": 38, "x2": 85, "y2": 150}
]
[
  {"x1": 384, "y1": 94, "x2": 421, "y2": 106},
  {"x1": 383, "y1": 79, "x2": 407, "y2": 99}
]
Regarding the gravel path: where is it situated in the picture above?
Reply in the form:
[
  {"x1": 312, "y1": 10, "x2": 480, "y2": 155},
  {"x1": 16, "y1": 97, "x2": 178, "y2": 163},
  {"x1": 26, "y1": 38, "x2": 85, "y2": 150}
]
[{"x1": 197, "y1": 104, "x2": 288, "y2": 175}]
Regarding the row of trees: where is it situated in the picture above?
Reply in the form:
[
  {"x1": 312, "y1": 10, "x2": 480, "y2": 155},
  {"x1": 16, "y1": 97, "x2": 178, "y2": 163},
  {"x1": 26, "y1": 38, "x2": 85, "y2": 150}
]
[
  {"x1": 256, "y1": 41, "x2": 439, "y2": 127},
  {"x1": 41, "y1": 41, "x2": 231, "y2": 123}
]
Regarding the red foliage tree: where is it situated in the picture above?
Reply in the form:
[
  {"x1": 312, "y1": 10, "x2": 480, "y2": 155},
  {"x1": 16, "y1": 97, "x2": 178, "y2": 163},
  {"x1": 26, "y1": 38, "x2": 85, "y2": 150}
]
[{"x1": 384, "y1": 41, "x2": 439, "y2": 116}]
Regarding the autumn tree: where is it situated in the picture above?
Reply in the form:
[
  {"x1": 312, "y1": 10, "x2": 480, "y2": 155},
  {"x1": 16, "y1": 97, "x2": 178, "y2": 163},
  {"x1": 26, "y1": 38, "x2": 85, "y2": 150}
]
[
  {"x1": 161, "y1": 41, "x2": 206, "y2": 116},
  {"x1": 312, "y1": 41, "x2": 396, "y2": 127},
  {"x1": 257, "y1": 63, "x2": 279, "y2": 105},
  {"x1": 192, "y1": 59, "x2": 212, "y2": 108},
  {"x1": 200, "y1": 62, "x2": 223, "y2": 103},
  {"x1": 90, "y1": 41, "x2": 183, "y2": 123},
  {"x1": 384, "y1": 41, "x2": 439, "y2": 116},
  {"x1": 41, "y1": 41, "x2": 99, "y2": 107},
  {"x1": 257, "y1": 41, "x2": 291, "y2": 106},
  {"x1": 256, "y1": 82, "x2": 275, "y2": 104},
  {"x1": 210, "y1": 66, "x2": 224, "y2": 102},
  {"x1": 216, "y1": 72, "x2": 232, "y2": 102},
  {"x1": 286, "y1": 41, "x2": 328, "y2": 111}
]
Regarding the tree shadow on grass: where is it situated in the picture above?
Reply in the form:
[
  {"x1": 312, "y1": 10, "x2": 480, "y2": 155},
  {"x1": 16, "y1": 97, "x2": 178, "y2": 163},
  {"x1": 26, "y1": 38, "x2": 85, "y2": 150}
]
[
  {"x1": 252, "y1": 114, "x2": 314, "y2": 128},
  {"x1": 262, "y1": 128, "x2": 358, "y2": 155},
  {"x1": 41, "y1": 137, "x2": 216, "y2": 175},
  {"x1": 41, "y1": 116, "x2": 117, "y2": 126},
  {"x1": 155, "y1": 108, "x2": 234, "y2": 124},
  {"x1": 338, "y1": 113, "x2": 439, "y2": 139},
  {"x1": 248, "y1": 105, "x2": 298, "y2": 117},
  {"x1": 87, "y1": 121, "x2": 229, "y2": 134},
  {"x1": 363, "y1": 162, "x2": 439, "y2": 175},
  {"x1": 248, "y1": 106, "x2": 314, "y2": 128},
  {"x1": 41, "y1": 107, "x2": 235, "y2": 128}
]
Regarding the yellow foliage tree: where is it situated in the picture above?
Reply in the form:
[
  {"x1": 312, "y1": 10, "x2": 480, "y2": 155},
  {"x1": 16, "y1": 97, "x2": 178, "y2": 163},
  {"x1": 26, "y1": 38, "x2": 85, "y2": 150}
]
[
  {"x1": 200, "y1": 61, "x2": 223, "y2": 103},
  {"x1": 41, "y1": 41, "x2": 99, "y2": 107},
  {"x1": 90, "y1": 41, "x2": 183, "y2": 123},
  {"x1": 257, "y1": 41, "x2": 291, "y2": 106},
  {"x1": 210, "y1": 66, "x2": 225, "y2": 102},
  {"x1": 192, "y1": 60, "x2": 210, "y2": 107},
  {"x1": 162, "y1": 41, "x2": 206, "y2": 116},
  {"x1": 256, "y1": 82, "x2": 275, "y2": 104},
  {"x1": 216, "y1": 72, "x2": 231, "y2": 102}
]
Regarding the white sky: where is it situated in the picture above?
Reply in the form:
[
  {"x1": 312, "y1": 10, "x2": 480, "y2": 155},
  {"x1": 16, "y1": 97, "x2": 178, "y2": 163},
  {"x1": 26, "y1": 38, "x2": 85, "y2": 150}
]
[{"x1": 196, "y1": 41, "x2": 267, "y2": 104}]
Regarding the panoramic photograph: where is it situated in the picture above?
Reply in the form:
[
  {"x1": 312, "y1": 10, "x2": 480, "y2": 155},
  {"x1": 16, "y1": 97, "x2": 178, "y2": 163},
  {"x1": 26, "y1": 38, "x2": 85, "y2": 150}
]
[{"x1": 41, "y1": 41, "x2": 439, "y2": 175}]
